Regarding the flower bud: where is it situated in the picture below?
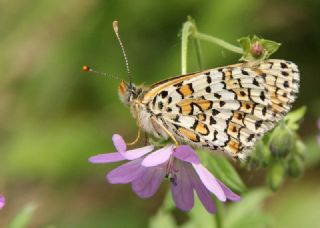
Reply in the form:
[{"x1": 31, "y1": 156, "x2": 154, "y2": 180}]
[
  {"x1": 287, "y1": 156, "x2": 304, "y2": 178},
  {"x1": 267, "y1": 161, "x2": 285, "y2": 191},
  {"x1": 294, "y1": 140, "x2": 306, "y2": 158},
  {"x1": 247, "y1": 140, "x2": 271, "y2": 168},
  {"x1": 269, "y1": 124, "x2": 293, "y2": 159},
  {"x1": 261, "y1": 145, "x2": 272, "y2": 166},
  {"x1": 250, "y1": 41, "x2": 263, "y2": 57}
]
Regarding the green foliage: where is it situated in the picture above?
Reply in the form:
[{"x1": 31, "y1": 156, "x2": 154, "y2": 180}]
[
  {"x1": 245, "y1": 106, "x2": 307, "y2": 191},
  {"x1": 199, "y1": 151, "x2": 247, "y2": 193},
  {"x1": 149, "y1": 188, "x2": 272, "y2": 228},
  {"x1": 224, "y1": 188, "x2": 272, "y2": 228},
  {"x1": 284, "y1": 106, "x2": 307, "y2": 131}
]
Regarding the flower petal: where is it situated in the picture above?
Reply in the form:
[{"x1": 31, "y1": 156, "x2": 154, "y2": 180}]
[
  {"x1": 107, "y1": 159, "x2": 145, "y2": 184},
  {"x1": 120, "y1": 145, "x2": 155, "y2": 160},
  {"x1": 112, "y1": 134, "x2": 126, "y2": 152},
  {"x1": 141, "y1": 145, "x2": 173, "y2": 167},
  {"x1": 217, "y1": 180, "x2": 241, "y2": 202},
  {"x1": 192, "y1": 164, "x2": 226, "y2": 202},
  {"x1": 173, "y1": 145, "x2": 200, "y2": 164},
  {"x1": 88, "y1": 152, "x2": 125, "y2": 163},
  {"x1": 171, "y1": 160, "x2": 194, "y2": 211},
  {"x1": 0, "y1": 195, "x2": 5, "y2": 210},
  {"x1": 188, "y1": 166, "x2": 216, "y2": 213},
  {"x1": 132, "y1": 166, "x2": 166, "y2": 198}
]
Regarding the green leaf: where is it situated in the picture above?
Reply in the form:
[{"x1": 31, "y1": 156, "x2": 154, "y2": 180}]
[
  {"x1": 9, "y1": 203, "x2": 37, "y2": 228},
  {"x1": 294, "y1": 139, "x2": 307, "y2": 158},
  {"x1": 224, "y1": 188, "x2": 272, "y2": 228},
  {"x1": 284, "y1": 106, "x2": 307, "y2": 131},
  {"x1": 260, "y1": 39, "x2": 281, "y2": 58},
  {"x1": 199, "y1": 151, "x2": 247, "y2": 193},
  {"x1": 238, "y1": 37, "x2": 251, "y2": 54}
]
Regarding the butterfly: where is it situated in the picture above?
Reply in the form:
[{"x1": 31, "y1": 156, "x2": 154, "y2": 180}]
[
  {"x1": 118, "y1": 59, "x2": 299, "y2": 159},
  {"x1": 85, "y1": 21, "x2": 300, "y2": 159}
]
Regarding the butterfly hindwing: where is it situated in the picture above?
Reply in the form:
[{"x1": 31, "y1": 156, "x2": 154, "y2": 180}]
[{"x1": 141, "y1": 59, "x2": 299, "y2": 158}]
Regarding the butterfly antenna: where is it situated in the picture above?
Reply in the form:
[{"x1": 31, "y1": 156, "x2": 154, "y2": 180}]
[
  {"x1": 82, "y1": 65, "x2": 121, "y2": 81},
  {"x1": 113, "y1": 20, "x2": 132, "y2": 87}
]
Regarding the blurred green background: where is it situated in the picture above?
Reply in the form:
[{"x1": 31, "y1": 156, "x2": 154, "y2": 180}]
[{"x1": 0, "y1": 0, "x2": 320, "y2": 227}]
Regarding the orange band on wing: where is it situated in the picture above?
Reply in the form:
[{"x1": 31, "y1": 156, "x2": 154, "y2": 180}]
[
  {"x1": 178, "y1": 127, "x2": 200, "y2": 142},
  {"x1": 142, "y1": 73, "x2": 201, "y2": 103}
]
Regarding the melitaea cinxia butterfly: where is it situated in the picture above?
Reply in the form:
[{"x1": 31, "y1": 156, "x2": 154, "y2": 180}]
[{"x1": 85, "y1": 21, "x2": 300, "y2": 159}]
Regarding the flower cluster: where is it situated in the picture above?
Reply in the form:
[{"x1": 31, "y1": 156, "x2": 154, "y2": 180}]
[{"x1": 89, "y1": 134, "x2": 240, "y2": 213}]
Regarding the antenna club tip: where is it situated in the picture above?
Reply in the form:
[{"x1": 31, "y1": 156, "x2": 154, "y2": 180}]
[
  {"x1": 82, "y1": 65, "x2": 91, "y2": 72},
  {"x1": 113, "y1": 20, "x2": 119, "y2": 33}
]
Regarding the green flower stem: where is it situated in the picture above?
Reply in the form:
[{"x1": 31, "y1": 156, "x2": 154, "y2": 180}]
[
  {"x1": 214, "y1": 198, "x2": 224, "y2": 228},
  {"x1": 181, "y1": 21, "x2": 194, "y2": 74},
  {"x1": 193, "y1": 32, "x2": 243, "y2": 54},
  {"x1": 181, "y1": 19, "x2": 243, "y2": 74},
  {"x1": 192, "y1": 34, "x2": 203, "y2": 70}
]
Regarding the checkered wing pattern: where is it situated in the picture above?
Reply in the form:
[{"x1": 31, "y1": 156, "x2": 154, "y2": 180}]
[{"x1": 141, "y1": 59, "x2": 299, "y2": 158}]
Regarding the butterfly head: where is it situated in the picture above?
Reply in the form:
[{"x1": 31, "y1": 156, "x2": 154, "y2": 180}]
[{"x1": 118, "y1": 80, "x2": 139, "y2": 106}]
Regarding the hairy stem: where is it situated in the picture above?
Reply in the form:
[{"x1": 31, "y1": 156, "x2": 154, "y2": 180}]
[
  {"x1": 181, "y1": 21, "x2": 194, "y2": 74},
  {"x1": 192, "y1": 33, "x2": 203, "y2": 70},
  {"x1": 193, "y1": 32, "x2": 243, "y2": 54},
  {"x1": 181, "y1": 19, "x2": 243, "y2": 75}
]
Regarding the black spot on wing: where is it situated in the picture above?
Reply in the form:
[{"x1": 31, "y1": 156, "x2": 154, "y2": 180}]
[
  {"x1": 160, "y1": 90, "x2": 168, "y2": 98},
  {"x1": 253, "y1": 78, "x2": 260, "y2": 87}
]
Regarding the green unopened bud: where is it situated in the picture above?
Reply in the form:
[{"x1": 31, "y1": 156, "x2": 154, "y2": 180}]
[
  {"x1": 267, "y1": 161, "x2": 285, "y2": 191},
  {"x1": 261, "y1": 145, "x2": 272, "y2": 166},
  {"x1": 244, "y1": 140, "x2": 266, "y2": 169},
  {"x1": 294, "y1": 140, "x2": 307, "y2": 158},
  {"x1": 245, "y1": 156, "x2": 261, "y2": 170},
  {"x1": 287, "y1": 156, "x2": 304, "y2": 178},
  {"x1": 245, "y1": 140, "x2": 272, "y2": 169},
  {"x1": 269, "y1": 124, "x2": 294, "y2": 158}
]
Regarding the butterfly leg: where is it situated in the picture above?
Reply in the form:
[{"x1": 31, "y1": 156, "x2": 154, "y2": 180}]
[
  {"x1": 150, "y1": 116, "x2": 180, "y2": 146},
  {"x1": 127, "y1": 128, "x2": 141, "y2": 146},
  {"x1": 144, "y1": 133, "x2": 149, "y2": 145}
]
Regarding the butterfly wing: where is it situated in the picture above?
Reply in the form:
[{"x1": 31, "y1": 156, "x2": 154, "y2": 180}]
[{"x1": 141, "y1": 59, "x2": 299, "y2": 158}]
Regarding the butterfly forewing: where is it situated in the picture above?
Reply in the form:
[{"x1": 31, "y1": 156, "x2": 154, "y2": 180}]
[{"x1": 141, "y1": 59, "x2": 299, "y2": 158}]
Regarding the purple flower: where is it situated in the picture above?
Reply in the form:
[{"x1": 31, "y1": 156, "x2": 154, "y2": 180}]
[
  {"x1": 0, "y1": 195, "x2": 5, "y2": 210},
  {"x1": 89, "y1": 134, "x2": 240, "y2": 213}
]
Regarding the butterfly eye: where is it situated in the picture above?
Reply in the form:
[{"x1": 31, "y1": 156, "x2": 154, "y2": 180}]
[{"x1": 118, "y1": 80, "x2": 127, "y2": 96}]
